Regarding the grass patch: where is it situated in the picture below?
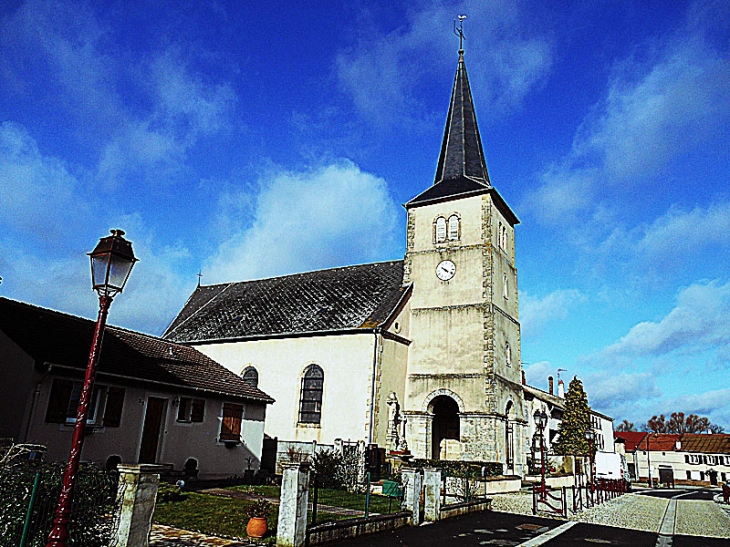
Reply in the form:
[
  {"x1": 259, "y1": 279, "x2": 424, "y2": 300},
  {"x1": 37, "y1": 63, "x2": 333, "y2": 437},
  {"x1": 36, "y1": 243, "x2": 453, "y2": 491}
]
[
  {"x1": 316, "y1": 489, "x2": 401, "y2": 515},
  {"x1": 228, "y1": 484, "x2": 281, "y2": 498},
  {"x1": 154, "y1": 492, "x2": 277, "y2": 540}
]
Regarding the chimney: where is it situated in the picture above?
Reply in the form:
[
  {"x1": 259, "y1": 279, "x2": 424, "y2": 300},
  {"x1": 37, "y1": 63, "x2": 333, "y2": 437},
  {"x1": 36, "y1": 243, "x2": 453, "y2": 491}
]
[
  {"x1": 548, "y1": 376, "x2": 554, "y2": 395},
  {"x1": 521, "y1": 370, "x2": 526, "y2": 385},
  {"x1": 558, "y1": 379, "x2": 565, "y2": 398}
]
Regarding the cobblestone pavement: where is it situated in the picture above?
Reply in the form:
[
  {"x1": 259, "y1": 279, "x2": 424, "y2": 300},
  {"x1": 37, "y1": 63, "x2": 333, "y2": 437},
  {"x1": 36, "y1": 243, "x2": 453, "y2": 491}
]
[
  {"x1": 148, "y1": 489, "x2": 730, "y2": 546},
  {"x1": 675, "y1": 499, "x2": 730, "y2": 538}
]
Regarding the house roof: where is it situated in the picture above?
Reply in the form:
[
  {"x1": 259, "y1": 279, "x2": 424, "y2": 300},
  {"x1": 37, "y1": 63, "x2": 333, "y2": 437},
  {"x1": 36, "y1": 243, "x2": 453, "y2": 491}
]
[
  {"x1": 0, "y1": 297, "x2": 273, "y2": 403},
  {"x1": 677, "y1": 434, "x2": 730, "y2": 455},
  {"x1": 163, "y1": 260, "x2": 409, "y2": 344},
  {"x1": 614, "y1": 431, "x2": 647, "y2": 452}
]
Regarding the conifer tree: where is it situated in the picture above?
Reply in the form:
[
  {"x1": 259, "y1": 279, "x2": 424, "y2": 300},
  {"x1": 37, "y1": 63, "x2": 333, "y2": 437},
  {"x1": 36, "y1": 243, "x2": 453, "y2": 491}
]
[{"x1": 552, "y1": 376, "x2": 592, "y2": 456}]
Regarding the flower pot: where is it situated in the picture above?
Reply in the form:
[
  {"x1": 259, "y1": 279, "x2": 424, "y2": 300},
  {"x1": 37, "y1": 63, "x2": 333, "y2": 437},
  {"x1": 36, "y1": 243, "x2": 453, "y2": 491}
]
[{"x1": 247, "y1": 516, "x2": 268, "y2": 538}]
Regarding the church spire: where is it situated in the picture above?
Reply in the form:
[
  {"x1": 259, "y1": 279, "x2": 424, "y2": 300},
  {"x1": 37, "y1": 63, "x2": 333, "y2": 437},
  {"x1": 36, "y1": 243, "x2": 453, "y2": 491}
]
[
  {"x1": 433, "y1": 41, "x2": 491, "y2": 187},
  {"x1": 406, "y1": 20, "x2": 495, "y2": 209}
]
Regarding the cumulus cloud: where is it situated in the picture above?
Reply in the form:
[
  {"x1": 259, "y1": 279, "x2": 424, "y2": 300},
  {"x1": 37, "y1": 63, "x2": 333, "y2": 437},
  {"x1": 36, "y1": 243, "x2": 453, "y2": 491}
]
[
  {"x1": 636, "y1": 202, "x2": 730, "y2": 267},
  {"x1": 584, "y1": 371, "x2": 662, "y2": 417},
  {"x1": 336, "y1": 1, "x2": 552, "y2": 126},
  {"x1": 603, "y1": 280, "x2": 730, "y2": 359},
  {"x1": 0, "y1": 122, "x2": 86, "y2": 237},
  {"x1": 523, "y1": 361, "x2": 553, "y2": 389},
  {"x1": 526, "y1": 6, "x2": 730, "y2": 223},
  {"x1": 520, "y1": 288, "x2": 585, "y2": 338},
  {"x1": 204, "y1": 161, "x2": 400, "y2": 283}
]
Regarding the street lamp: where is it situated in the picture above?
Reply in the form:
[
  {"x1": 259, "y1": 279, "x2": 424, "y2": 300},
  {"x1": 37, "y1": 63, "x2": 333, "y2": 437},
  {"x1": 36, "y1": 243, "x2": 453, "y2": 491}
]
[
  {"x1": 585, "y1": 428, "x2": 595, "y2": 493},
  {"x1": 46, "y1": 230, "x2": 137, "y2": 547},
  {"x1": 534, "y1": 409, "x2": 548, "y2": 498}
]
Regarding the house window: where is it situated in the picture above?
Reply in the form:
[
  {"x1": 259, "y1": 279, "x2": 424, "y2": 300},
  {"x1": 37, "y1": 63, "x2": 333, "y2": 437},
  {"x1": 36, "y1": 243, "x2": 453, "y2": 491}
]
[
  {"x1": 299, "y1": 364, "x2": 324, "y2": 424},
  {"x1": 435, "y1": 217, "x2": 447, "y2": 243},
  {"x1": 220, "y1": 403, "x2": 243, "y2": 442},
  {"x1": 45, "y1": 379, "x2": 124, "y2": 427},
  {"x1": 448, "y1": 215, "x2": 460, "y2": 241},
  {"x1": 706, "y1": 455, "x2": 717, "y2": 465},
  {"x1": 242, "y1": 366, "x2": 259, "y2": 388},
  {"x1": 686, "y1": 470, "x2": 692, "y2": 480},
  {"x1": 687, "y1": 454, "x2": 701, "y2": 465},
  {"x1": 177, "y1": 398, "x2": 205, "y2": 423}
]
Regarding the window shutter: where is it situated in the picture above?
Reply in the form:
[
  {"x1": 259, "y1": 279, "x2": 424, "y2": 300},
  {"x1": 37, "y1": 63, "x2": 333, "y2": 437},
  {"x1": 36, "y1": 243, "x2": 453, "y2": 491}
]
[
  {"x1": 685, "y1": 455, "x2": 689, "y2": 463},
  {"x1": 220, "y1": 403, "x2": 243, "y2": 441},
  {"x1": 435, "y1": 217, "x2": 446, "y2": 242},
  {"x1": 191, "y1": 399, "x2": 205, "y2": 423},
  {"x1": 46, "y1": 379, "x2": 74, "y2": 423},
  {"x1": 102, "y1": 387, "x2": 125, "y2": 427}
]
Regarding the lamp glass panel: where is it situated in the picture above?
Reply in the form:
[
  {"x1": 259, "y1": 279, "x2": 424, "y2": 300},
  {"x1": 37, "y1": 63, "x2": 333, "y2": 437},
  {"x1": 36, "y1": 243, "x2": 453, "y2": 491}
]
[
  {"x1": 91, "y1": 256, "x2": 110, "y2": 289},
  {"x1": 107, "y1": 254, "x2": 133, "y2": 290}
]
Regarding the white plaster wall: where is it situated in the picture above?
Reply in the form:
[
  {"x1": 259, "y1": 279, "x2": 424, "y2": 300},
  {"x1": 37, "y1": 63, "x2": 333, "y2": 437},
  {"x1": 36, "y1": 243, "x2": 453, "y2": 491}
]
[
  {"x1": 24, "y1": 375, "x2": 265, "y2": 478},
  {"x1": 194, "y1": 333, "x2": 376, "y2": 445}
]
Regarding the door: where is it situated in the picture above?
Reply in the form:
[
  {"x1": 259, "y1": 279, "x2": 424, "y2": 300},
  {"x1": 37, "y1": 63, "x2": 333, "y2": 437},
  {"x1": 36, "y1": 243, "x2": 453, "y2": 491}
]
[{"x1": 139, "y1": 397, "x2": 167, "y2": 463}]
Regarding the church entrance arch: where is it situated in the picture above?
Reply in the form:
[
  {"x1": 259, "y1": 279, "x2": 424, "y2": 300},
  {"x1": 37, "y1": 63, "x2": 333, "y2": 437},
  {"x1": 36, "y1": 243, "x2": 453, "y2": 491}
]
[{"x1": 429, "y1": 395, "x2": 460, "y2": 460}]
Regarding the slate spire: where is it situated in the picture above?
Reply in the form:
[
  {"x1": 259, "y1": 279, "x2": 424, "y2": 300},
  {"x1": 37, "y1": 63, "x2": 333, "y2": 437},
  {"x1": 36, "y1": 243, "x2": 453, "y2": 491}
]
[
  {"x1": 433, "y1": 49, "x2": 491, "y2": 187},
  {"x1": 406, "y1": 45, "x2": 496, "y2": 209}
]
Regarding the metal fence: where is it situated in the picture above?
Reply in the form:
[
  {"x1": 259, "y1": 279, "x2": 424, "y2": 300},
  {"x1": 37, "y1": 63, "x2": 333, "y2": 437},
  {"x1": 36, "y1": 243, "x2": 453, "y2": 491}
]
[
  {"x1": 0, "y1": 463, "x2": 118, "y2": 547},
  {"x1": 532, "y1": 478, "x2": 628, "y2": 517}
]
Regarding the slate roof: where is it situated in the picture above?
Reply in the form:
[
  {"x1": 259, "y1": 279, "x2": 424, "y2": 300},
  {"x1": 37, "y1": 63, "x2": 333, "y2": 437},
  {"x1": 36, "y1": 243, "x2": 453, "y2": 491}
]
[
  {"x1": 406, "y1": 51, "x2": 519, "y2": 225},
  {"x1": 163, "y1": 261, "x2": 409, "y2": 344},
  {"x1": 0, "y1": 297, "x2": 273, "y2": 403}
]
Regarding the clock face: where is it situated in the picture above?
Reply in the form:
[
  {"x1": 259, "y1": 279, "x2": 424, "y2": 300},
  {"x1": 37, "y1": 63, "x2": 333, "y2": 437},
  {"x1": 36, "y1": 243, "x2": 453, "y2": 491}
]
[{"x1": 436, "y1": 260, "x2": 456, "y2": 281}]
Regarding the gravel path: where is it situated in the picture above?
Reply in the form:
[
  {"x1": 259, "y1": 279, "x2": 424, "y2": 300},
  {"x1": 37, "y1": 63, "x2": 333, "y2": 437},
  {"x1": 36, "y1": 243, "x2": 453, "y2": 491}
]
[{"x1": 675, "y1": 499, "x2": 730, "y2": 538}]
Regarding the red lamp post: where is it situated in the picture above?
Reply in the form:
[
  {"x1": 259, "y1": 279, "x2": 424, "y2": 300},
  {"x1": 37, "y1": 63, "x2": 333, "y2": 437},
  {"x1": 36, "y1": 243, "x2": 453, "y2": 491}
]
[
  {"x1": 46, "y1": 230, "x2": 137, "y2": 547},
  {"x1": 534, "y1": 409, "x2": 548, "y2": 499}
]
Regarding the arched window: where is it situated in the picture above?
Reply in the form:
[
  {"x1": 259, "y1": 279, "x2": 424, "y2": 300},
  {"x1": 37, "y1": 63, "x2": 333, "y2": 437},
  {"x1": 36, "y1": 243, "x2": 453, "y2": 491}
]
[
  {"x1": 242, "y1": 366, "x2": 259, "y2": 388},
  {"x1": 448, "y1": 215, "x2": 459, "y2": 240},
  {"x1": 299, "y1": 364, "x2": 324, "y2": 424},
  {"x1": 499, "y1": 223, "x2": 508, "y2": 249},
  {"x1": 435, "y1": 217, "x2": 447, "y2": 243},
  {"x1": 503, "y1": 273, "x2": 509, "y2": 299},
  {"x1": 505, "y1": 342, "x2": 512, "y2": 366}
]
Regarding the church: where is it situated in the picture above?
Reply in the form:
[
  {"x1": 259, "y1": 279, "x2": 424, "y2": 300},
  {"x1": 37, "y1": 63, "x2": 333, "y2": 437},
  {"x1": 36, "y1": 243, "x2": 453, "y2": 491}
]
[{"x1": 164, "y1": 45, "x2": 528, "y2": 476}]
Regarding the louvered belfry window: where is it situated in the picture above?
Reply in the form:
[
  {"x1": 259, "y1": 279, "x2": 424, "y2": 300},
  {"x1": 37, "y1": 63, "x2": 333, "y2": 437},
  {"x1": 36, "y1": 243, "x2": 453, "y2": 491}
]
[
  {"x1": 299, "y1": 364, "x2": 324, "y2": 424},
  {"x1": 435, "y1": 217, "x2": 447, "y2": 242}
]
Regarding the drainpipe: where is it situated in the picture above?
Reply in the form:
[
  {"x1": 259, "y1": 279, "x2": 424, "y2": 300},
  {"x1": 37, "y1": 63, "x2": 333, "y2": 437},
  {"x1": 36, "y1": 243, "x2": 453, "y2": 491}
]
[{"x1": 367, "y1": 331, "x2": 379, "y2": 445}]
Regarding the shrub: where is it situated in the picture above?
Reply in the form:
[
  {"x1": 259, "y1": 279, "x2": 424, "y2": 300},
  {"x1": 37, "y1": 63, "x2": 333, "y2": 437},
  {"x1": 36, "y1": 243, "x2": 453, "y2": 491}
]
[
  {"x1": 409, "y1": 459, "x2": 503, "y2": 478},
  {"x1": 245, "y1": 497, "x2": 273, "y2": 518}
]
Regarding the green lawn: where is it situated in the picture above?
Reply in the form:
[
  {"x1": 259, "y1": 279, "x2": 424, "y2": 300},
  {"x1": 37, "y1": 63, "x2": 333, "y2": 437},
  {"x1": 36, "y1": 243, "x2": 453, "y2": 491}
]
[
  {"x1": 153, "y1": 492, "x2": 278, "y2": 540},
  {"x1": 153, "y1": 486, "x2": 403, "y2": 540}
]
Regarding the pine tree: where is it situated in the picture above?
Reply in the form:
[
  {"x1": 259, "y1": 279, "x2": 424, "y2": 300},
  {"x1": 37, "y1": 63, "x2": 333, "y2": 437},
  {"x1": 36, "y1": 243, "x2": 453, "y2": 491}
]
[{"x1": 552, "y1": 376, "x2": 592, "y2": 456}]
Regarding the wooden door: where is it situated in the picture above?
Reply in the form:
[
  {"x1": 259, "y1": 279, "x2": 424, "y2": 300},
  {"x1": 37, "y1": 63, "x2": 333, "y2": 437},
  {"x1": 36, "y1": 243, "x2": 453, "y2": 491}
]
[{"x1": 139, "y1": 397, "x2": 166, "y2": 463}]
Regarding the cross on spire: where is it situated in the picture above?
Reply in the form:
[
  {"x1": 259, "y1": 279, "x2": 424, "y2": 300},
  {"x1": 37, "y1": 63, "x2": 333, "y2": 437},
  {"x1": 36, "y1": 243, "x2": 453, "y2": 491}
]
[{"x1": 454, "y1": 14, "x2": 467, "y2": 54}]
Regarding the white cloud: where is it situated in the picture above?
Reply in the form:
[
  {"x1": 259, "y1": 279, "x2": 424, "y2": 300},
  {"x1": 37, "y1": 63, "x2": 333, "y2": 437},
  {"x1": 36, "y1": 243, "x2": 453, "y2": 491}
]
[
  {"x1": 205, "y1": 161, "x2": 400, "y2": 283},
  {"x1": 636, "y1": 201, "x2": 730, "y2": 266},
  {"x1": 520, "y1": 288, "x2": 585, "y2": 338},
  {"x1": 603, "y1": 280, "x2": 730, "y2": 359},
  {"x1": 336, "y1": 1, "x2": 552, "y2": 126},
  {"x1": 524, "y1": 361, "x2": 552, "y2": 389},
  {"x1": 666, "y1": 388, "x2": 730, "y2": 430},
  {"x1": 526, "y1": 8, "x2": 730, "y2": 223},
  {"x1": 0, "y1": 122, "x2": 87, "y2": 237}
]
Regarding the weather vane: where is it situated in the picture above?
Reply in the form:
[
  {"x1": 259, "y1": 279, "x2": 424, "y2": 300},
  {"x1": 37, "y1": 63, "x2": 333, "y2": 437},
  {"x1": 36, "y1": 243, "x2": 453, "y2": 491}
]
[
  {"x1": 197, "y1": 270, "x2": 202, "y2": 288},
  {"x1": 454, "y1": 14, "x2": 467, "y2": 52}
]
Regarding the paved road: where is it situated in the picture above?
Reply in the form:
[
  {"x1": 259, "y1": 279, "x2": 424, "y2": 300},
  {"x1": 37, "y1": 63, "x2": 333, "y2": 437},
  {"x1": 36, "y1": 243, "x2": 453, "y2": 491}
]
[{"x1": 637, "y1": 488, "x2": 719, "y2": 501}]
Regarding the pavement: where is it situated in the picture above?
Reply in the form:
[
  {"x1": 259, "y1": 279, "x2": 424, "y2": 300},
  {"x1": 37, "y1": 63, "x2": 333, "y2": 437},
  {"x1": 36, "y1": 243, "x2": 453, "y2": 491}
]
[{"x1": 149, "y1": 489, "x2": 730, "y2": 547}]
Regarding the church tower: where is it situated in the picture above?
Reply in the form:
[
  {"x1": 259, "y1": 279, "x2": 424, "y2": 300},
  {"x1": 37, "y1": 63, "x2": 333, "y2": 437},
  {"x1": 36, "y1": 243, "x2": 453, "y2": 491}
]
[{"x1": 402, "y1": 45, "x2": 526, "y2": 473}]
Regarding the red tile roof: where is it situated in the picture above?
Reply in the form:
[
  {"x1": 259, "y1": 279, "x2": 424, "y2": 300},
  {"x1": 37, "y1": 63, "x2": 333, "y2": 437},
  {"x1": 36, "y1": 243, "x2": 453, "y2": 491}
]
[
  {"x1": 614, "y1": 431, "x2": 646, "y2": 452},
  {"x1": 679, "y1": 434, "x2": 730, "y2": 455},
  {"x1": 617, "y1": 432, "x2": 730, "y2": 454}
]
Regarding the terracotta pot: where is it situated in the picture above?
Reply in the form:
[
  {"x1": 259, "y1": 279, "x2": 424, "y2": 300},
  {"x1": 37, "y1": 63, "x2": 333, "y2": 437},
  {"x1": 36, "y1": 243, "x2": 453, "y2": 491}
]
[{"x1": 246, "y1": 516, "x2": 268, "y2": 538}]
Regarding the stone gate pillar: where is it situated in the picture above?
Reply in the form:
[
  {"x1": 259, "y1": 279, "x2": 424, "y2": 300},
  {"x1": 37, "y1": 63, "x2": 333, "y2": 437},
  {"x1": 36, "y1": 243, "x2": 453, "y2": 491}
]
[
  {"x1": 423, "y1": 468, "x2": 442, "y2": 521},
  {"x1": 111, "y1": 464, "x2": 165, "y2": 547},
  {"x1": 401, "y1": 467, "x2": 423, "y2": 525},
  {"x1": 276, "y1": 462, "x2": 311, "y2": 547}
]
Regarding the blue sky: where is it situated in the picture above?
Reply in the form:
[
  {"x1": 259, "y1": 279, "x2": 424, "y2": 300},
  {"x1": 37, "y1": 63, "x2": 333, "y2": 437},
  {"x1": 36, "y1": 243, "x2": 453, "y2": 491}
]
[{"x1": 1, "y1": 0, "x2": 728, "y2": 430}]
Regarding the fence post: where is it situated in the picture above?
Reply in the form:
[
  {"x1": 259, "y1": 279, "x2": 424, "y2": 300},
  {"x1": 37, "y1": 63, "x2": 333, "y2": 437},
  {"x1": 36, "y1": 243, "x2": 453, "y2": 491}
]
[
  {"x1": 423, "y1": 468, "x2": 441, "y2": 522},
  {"x1": 19, "y1": 472, "x2": 41, "y2": 547},
  {"x1": 110, "y1": 464, "x2": 165, "y2": 547},
  {"x1": 401, "y1": 467, "x2": 423, "y2": 525},
  {"x1": 277, "y1": 462, "x2": 311, "y2": 547}
]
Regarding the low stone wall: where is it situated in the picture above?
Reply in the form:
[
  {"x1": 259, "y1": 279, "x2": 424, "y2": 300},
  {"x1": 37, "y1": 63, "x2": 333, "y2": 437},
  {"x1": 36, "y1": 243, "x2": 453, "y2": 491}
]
[
  {"x1": 525, "y1": 474, "x2": 577, "y2": 489},
  {"x1": 308, "y1": 512, "x2": 412, "y2": 545},
  {"x1": 440, "y1": 498, "x2": 492, "y2": 519},
  {"x1": 485, "y1": 477, "x2": 521, "y2": 494}
]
